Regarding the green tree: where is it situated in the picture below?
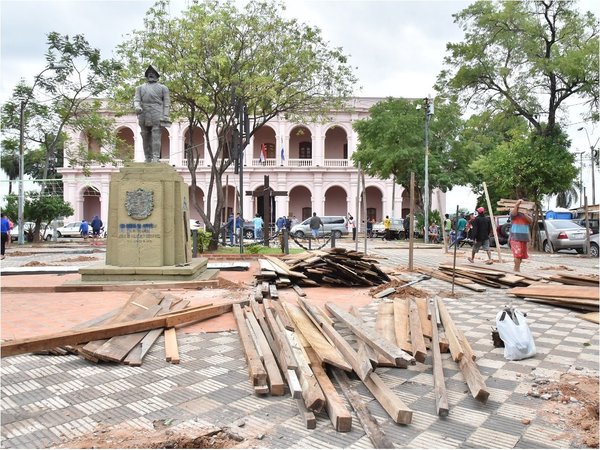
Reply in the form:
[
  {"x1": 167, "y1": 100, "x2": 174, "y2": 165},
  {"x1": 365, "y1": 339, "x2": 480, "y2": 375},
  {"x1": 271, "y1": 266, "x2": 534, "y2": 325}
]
[
  {"x1": 471, "y1": 127, "x2": 577, "y2": 206},
  {"x1": 0, "y1": 141, "x2": 19, "y2": 195},
  {"x1": 0, "y1": 32, "x2": 124, "y2": 197},
  {"x1": 3, "y1": 193, "x2": 74, "y2": 242},
  {"x1": 352, "y1": 96, "x2": 467, "y2": 213},
  {"x1": 438, "y1": 0, "x2": 599, "y2": 136},
  {"x1": 114, "y1": 0, "x2": 357, "y2": 250}
]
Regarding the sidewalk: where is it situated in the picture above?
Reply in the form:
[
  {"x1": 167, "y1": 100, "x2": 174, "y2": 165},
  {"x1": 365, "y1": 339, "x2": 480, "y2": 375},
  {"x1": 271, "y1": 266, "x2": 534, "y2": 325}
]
[{"x1": 1, "y1": 240, "x2": 598, "y2": 448}]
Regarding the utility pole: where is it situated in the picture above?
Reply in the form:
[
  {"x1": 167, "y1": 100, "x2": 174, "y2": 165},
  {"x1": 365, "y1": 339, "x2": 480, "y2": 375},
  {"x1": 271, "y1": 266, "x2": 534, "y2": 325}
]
[
  {"x1": 423, "y1": 96, "x2": 434, "y2": 243},
  {"x1": 578, "y1": 127, "x2": 598, "y2": 205}
]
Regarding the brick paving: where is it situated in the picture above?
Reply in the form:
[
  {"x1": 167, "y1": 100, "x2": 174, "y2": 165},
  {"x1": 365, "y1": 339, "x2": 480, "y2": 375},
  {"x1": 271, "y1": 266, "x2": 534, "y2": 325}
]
[{"x1": 0, "y1": 240, "x2": 598, "y2": 448}]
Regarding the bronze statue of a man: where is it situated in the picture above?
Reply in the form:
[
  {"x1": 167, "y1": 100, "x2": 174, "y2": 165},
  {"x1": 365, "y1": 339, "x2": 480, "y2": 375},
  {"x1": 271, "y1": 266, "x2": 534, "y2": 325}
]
[{"x1": 134, "y1": 65, "x2": 171, "y2": 163}]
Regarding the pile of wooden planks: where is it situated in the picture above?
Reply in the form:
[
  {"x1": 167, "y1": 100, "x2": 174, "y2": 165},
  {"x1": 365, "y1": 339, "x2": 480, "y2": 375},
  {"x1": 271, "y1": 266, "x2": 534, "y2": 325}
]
[
  {"x1": 546, "y1": 273, "x2": 599, "y2": 287},
  {"x1": 437, "y1": 264, "x2": 536, "y2": 289},
  {"x1": 508, "y1": 285, "x2": 599, "y2": 311},
  {"x1": 233, "y1": 293, "x2": 489, "y2": 442},
  {"x1": 496, "y1": 198, "x2": 535, "y2": 213},
  {"x1": 1, "y1": 289, "x2": 240, "y2": 362},
  {"x1": 279, "y1": 248, "x2": 391, "y2": 287}
]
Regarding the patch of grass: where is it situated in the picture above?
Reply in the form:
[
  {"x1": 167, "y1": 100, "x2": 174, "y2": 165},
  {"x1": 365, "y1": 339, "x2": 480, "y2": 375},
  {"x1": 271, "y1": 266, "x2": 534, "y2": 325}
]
[{"x1": 214, "y1": 245, "x2": 304, "y2": 255}]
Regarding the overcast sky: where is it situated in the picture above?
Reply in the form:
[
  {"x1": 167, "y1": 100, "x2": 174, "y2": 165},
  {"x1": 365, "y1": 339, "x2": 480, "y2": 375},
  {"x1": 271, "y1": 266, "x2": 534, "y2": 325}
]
[{"x1": 1, "y1": 0, "x2": 598, "y2": 209}]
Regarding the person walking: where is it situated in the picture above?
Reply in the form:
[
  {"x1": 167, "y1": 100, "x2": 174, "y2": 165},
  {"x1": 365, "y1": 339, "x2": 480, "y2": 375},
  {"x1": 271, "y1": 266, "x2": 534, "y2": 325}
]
[
  {"x1": 468, "y1": 207, "x2": 493, "y2": 264},
  {"x1": 366, "y1": 218, "x2": 374, "y2": 238},
  {"x1": 403, "y1": 215, "x2": 410, "y2": 240},
  {"x1": 90, "y1": 215, "x2": 103, "y2": 245},
  {"x1": 443, "y1": 213, "x2": 452, "y2": 253},
  {"x1": 383, "y1": 215, "x2": 391, "y2": 241},
  {"x1": 510, "y1": 199, "x2": 532, "y2": 272},
  {"x1": 79, "y1": 219, "x2": 90, "y2": 241},
  {"x1": 226, "y1": 213, "x2": 235, "y2": 245},
  {"x1": 449, "y1": 214, "x2": 467, "y2": 248},
  {"x1": 309, "y1": 212, "x2": 324, "y2": 242},
  {"x1": 1, "y1": 213, "x2": 10, "y2": 260},
  {"x1": 347, "y1": 215, "x2": 357, "y2": 241},
  {"x1": 235, "y1": 213, "x2": 243, "y2": 243},
  {"x1": 253, "y1": 214, "x2": 264, "y2": 240}
]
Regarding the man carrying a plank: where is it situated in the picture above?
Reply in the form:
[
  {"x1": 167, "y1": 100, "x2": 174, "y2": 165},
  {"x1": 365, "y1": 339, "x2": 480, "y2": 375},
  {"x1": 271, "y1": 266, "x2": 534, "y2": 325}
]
[{"x1": 510, "y1": 199, "x2": 532, "y2": 272}]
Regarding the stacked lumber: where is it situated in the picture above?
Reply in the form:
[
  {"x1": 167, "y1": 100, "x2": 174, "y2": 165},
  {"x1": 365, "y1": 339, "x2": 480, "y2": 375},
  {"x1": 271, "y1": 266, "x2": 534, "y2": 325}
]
[
  {"x1": 280, "y1": 248, "x2": 390, "y2": 287},
  {"x1": 546, "y1": 273, "x2": 599, "y2": 287},
  {"x1": 437, "y1": 264, "x2": 535, "y2": 289},
  {"x1": 496, "y1": 198, "x2": 535, "y2": 213},
  {"x1": 1, "y1": 289, "x2": 240, "y2": 361},
  {"x1": 508, "y1": 285, "x2": 599, "y2": 311}
]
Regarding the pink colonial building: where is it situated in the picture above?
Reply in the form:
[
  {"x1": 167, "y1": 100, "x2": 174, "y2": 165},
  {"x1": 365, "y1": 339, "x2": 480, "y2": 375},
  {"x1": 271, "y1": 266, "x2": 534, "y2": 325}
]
[{"x1": 58, "y1": 97, "x2": 444, "y2": 229}]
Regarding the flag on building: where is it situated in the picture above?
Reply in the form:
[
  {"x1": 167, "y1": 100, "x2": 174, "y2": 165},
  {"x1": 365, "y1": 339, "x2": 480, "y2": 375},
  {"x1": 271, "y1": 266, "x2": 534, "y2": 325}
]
[
  {"x1": 280, "y1": 147, "x2": 285, "y2": 161},
  {"x1": 259, "y1": 144, "x2": 267, "y2": 163}
]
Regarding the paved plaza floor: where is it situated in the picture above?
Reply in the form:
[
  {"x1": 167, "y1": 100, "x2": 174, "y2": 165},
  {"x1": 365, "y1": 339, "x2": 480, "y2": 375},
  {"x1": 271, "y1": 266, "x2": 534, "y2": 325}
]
[{"x1": 1, "y1": 240, "x2": 598, "y2": 448}]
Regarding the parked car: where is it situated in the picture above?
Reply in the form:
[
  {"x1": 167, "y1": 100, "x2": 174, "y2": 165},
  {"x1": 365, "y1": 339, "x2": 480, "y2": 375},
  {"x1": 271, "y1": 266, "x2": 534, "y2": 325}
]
[
  {"x1": 537, "y1": 219, "x2": 588, "y2": 253},
  {"x1": 489, "y1": 215, "x2": 511, "y2": 247},
  {"x1": 290, "y1": 215, "x2": 348, "y2": 238},
  {"x1": 10, "y1": 222, "x2": 46, "y2": 242},
  {"x1": 590, "y1": 233, "x2": 599, "y2": 258},
  {"x1": 45, "y1": 221, "x2": 84, "y2": 239},
  {"x1": 372, "y1": 218, "x2": 404, "y2": 240},
  {"x1": 571, "y1": 218, "x2": 599, "y2": 235}
]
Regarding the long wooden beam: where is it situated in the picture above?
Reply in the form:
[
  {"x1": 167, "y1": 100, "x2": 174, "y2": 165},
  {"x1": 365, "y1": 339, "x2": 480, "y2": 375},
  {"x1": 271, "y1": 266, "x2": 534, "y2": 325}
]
[
  {"x1": 1, "y1": 301, "x2": 241, "y2": 357},
  {"x1": 429, "y1": 299, "x2": 449, "y2": 416},
  {"x1": 326, "y1": 303, "x2": 415, "y2": 367}
]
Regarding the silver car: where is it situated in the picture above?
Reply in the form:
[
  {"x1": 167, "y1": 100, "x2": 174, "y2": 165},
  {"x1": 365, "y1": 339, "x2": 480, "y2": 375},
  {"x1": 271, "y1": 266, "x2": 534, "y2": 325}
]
[
  {"x1": 290, "y1": 215, "x2": 348, "y2": 238},
  {"x1": 537, "y1": 220, "x2": 588, "y2": 253},
  {"x1": 590, "y1": 233, "x2": 599, "y2": 258}
]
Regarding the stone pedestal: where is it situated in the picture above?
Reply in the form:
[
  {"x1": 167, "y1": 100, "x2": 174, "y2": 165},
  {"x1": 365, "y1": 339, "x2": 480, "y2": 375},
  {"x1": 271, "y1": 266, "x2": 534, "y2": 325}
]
[{"x1": 80, "y1": 163, "x2": 204, "y2": 282}]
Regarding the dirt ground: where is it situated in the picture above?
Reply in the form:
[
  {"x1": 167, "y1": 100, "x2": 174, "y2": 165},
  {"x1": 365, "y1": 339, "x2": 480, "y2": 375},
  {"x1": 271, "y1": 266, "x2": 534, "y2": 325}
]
[{"x1": 531, "y1": 373, "x2": 599, "y2": 448}]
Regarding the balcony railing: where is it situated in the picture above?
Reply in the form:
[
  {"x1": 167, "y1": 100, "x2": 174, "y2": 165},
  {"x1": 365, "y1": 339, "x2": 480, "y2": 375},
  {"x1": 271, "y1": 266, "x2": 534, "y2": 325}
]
[
  {"x1": 182, "y1": 159, "x2": 206, "y2": 167},
  {"x1": 323, "y1": 159, "x2": 349, "y2": 167},
  {"x1": 251, "y1": 158, "x2": 277, "y2": 167},
  {"x1": 287, "y1": 158, "x2": 313, "y2": 167}
]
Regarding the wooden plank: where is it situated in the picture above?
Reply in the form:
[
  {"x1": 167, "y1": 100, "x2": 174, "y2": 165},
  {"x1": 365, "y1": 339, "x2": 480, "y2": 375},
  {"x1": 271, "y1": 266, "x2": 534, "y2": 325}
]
[
  {"x1": 374, "y1": 302, "x2": 398, "y2": 367},
  {"x1": 508, "y1": 285, "x2": 599, "y2": 300},
  {"x1": 270, "y1": 300, "x2": 294, "y2": 331},
  {"x1": 244, "y1": 309, "x2": 285, "y2": 396},
  {"x1": 0, "y1": 278, "x2": 220, "y2": 293},
  {"x1": 579, "y1": 312, "x2": 600, "y2": 324},
  {"x1": 269, "y1": 284, "x2": 279, "y2": 299},
  {"x1": 331, "y1": 368, "x2": 393, "y2": 448},
  {"x1": 164, "y1": 327, "x2": 180, "y2": 364},
  {"x1": 436, "y1": 297, "x2": 464, "y2": 362},
  {"x1": 124, "y1": 299, "x2": 190, "y2": 366},
  {"x1": 1, "y1": 301, "x2": 241, "y2": 357},
  {"x1": 292, "y1": 284, "x2": 306, "y2": 297},
  {"x1": 295, "y1": 398, "x2": 317, "y2": 429},
  {"x1": 286, "y1": 330, "x2": 326, "y2": 412},
  {"x1": 393, "y1": 299, "x2": 412, "y2": 355},
  {"x1": 362, "y1": 372, "x2": 413, "y2": 424},
  {"x1": 232, "y1": 304, "x2": 267, "y2": 386},
  {"x1": 92, "y1": 300, "x2": 166, "y2": 363},
  {"x1": 415, "y1": 297, "x2": 433, "y2": 338},
  {"x1": 326, "y1": 303, "x2": 415, "y2": 367},
  {"x1": 374, "y1": 287, "x2": 396, "y2": 299},
  {"x1": 304, "y1": 347, "x2": 352, "y2": 432},
  {"x1": 298, "y1": 298, "x2": 372, "y2": 381},
  {"x1": 350, "y1": 306, "x2": 378, "y2": 368},
  {"x1": 263, "y1": 304, "x2": 298, "y2": 370},
  {"x1": 458, "y1": 354, "x2": 490, "y2": 403},
  {"x1": 283, "y1": 303, "x2": 351, "y2": 372},
  {"x1": 408, "y1": 299, "x2": 427, "y2": 363},
  {"x1": 429, "y1": 299, "x2": 449, "y2": 417},
  {"x1": 416, "y1": 268, "x2": 486, "y2": 292},
  {"x1": 249, "y1": 299, "x2": 275, "y2": 351}
]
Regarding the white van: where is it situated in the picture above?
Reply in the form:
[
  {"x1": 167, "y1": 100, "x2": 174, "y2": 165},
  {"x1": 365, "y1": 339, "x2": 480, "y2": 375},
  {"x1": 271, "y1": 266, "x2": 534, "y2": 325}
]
[{"x1": 290, "y1": 215, "x2": 348, "y2": 238}]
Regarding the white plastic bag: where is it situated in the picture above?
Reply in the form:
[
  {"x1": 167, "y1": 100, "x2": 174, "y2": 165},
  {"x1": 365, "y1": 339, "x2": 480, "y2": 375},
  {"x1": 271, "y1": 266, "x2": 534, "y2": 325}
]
[{"x1": 495, "y1": 308, "x2": 536, "y2": 361}]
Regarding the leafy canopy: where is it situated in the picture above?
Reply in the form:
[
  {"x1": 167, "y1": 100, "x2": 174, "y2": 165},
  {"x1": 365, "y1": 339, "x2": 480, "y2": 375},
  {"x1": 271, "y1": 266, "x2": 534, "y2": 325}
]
[
  {"x1": 113, "y1": 0, "x2": 357, "y2": 248},
  {"x1": 351, "y1": 96, "x2": 467, "y2": 211}
]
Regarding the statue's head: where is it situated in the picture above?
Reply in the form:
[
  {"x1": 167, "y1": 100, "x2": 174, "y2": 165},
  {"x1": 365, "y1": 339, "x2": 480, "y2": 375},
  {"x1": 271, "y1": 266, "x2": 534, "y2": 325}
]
[{"x1": 144, "y1": 65, "x2": 160, "y2": 82}]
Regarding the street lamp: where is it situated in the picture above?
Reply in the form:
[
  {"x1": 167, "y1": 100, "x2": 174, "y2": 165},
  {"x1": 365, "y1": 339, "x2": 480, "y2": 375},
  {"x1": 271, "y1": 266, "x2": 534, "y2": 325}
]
[
  {"x1": 423, "y1": 96, "x2": 434, "y2": 243},
  {"x1": 17, "y1": 63, "x2": 65, "y2": 245},
  {"x1": 577, "y1": 126, "x2": 599, "y2": 206}
]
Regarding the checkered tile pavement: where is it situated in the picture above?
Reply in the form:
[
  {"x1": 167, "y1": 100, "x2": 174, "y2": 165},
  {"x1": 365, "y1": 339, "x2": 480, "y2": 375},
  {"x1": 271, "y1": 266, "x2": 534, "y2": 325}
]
[{"x1": 1, "y1": 245, "x2": 598, "y2": 448}]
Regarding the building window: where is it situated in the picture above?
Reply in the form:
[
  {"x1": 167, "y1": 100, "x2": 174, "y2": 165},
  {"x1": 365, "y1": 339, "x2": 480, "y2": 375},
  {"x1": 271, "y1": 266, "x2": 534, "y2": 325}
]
[
  {"x1": 264, "y1": 143, "x2": 276, "y2": 158},
  {"x1": 302, "y1": 207, "x2": 312, "y2": 221},
  {"x1": 343, "y1": 143, "x2": 348, "y2": 159},
  {"x1": 299, "y1": 141, "x2": 312, "y2": 159}
]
